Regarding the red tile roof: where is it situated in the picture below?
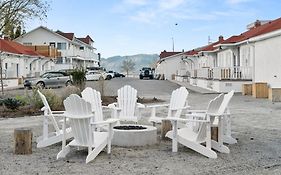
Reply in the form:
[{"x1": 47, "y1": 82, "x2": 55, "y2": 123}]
[
  {"x1": 184, "y1": 49, "x2": 199, "y2": 56},
  {"x1": 200, "y1": 37, "x2": 225, "y2": 52},
  {"x1": 222, "y1": 17, "x2": 281, "y2": 44},
  {"x1": 160, "y1": 51, "x2": 181, "y2": 59},
  {"x1": 56, "y1": 31, "x2": 74, "y2": 40},
  {"x1": 0, "y1": 39, "x2": 41, "y2": 56},
  {"x1": 77, "y1": 35, "x2": 94, "y2": 45}
]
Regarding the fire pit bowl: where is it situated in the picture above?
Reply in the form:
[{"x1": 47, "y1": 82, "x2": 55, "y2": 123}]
[{"x1": 112, "y1": 124, "x2": 157, "y2": 147}]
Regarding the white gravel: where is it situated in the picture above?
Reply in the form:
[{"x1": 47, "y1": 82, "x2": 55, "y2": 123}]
[{"x1": 1, "y1": 80, "x2": 281, "y2": 175}]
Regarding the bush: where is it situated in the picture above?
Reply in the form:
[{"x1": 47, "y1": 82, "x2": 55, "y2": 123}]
[
  {"x1": 15, "y1": 95, "x2": 29, "y2": 106},
  {"x1": 61, "y1": 85, "x2": 81, "y2": 101},
  {"x1": 27, "y1": 88, "x2": 63, "y2": 111},
  {"x1": 3, "y1": 98, "x2": 22, "y2": 110},
  {"x1": 71, "y1": 68, "x2": 86, "y2": 90}
]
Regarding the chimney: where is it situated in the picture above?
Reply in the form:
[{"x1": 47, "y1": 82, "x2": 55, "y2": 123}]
[
  {"x1": 4, "y1": 36, "x2": 10, "y2": 40},
  {"x1": 218, "y1": 35, "x2": 224, "y2": 42},
  {"x1": 254, "y1": 20, "x2": 261, "y2": 28}
]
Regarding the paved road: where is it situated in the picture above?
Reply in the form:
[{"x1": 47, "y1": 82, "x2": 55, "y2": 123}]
[{"x1": 1, "y1": 78, "x2": 180, "y2": 99}]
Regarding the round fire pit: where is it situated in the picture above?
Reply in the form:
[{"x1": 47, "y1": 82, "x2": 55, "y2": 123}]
[{"x1": 112, "y1": 124, "x2": 157, "y2": 147}]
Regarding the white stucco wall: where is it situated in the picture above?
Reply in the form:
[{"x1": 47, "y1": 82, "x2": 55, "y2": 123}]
[
  {"x1": 254, "y1": 35, "x2": 281, "y2": 86},
  {"x1": 155, "y1": 54, "x2": 190, "y2": 80},
  {"x1": 217, "y1": 49, "x2": 234, "y2": 67}
]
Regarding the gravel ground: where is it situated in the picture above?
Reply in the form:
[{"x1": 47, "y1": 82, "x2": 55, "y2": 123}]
[{"x1": 1, "y1": 79, "x2": 281, "y2": 175}]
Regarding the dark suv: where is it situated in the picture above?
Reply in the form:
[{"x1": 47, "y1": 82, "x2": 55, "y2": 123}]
[{"x1": 139, "y1": 67, "x2": 153, "y2": 79}]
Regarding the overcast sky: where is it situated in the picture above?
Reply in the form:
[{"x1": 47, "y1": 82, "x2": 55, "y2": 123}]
[{"x1": 26, "y1": 0, "x2": 281, "y2": 58}]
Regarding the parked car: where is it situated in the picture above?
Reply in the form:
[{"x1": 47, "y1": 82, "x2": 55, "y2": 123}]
[
  {"x1": 114, "y1": 72, "x2": 125, "y2": 78},
  {"x1": 106, "y1": 71, "x2": 115, "y2": 79},
  {"x1": 24, "y1": 71, "x2": 72, "y2": 89},
  {"x1": 139, "y1": 67, "x2": 153, "y2": 79},
  {"x1": 85, "y1": 71, "x2": 104, "y2": 81}
]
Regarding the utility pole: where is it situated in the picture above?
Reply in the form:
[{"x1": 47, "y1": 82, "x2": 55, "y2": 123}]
[{"x1": 172, "y1": 37, "x2": 174, "y2": 52}]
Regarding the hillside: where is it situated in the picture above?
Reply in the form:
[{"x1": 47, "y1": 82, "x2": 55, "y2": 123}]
[{"x1": 100, "y1": 54, "x2": 159, "y2": 73}]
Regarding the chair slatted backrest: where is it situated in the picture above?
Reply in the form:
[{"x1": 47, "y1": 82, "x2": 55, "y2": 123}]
[
  {"x1": 168, "y1": 87, "x2": 189, "y2": 118},
  {"x1": 64, "y1": 94, "x2": 93, "y2": 146},
  {"x1": 82, "y1": 87, "x2": 103, "y2": 122},
  {"x1": 117, "y1": 85, "x2": 137, "y2": 120},
  {"x1": 37, "y1": 90, "x2": 60, "y2": 133},
  {"x1": 196, "y1": 94, "x2": 224, "y2": 143},
  {"x1": 218, "y1": 90, "x2": 234, "y2": 115}
]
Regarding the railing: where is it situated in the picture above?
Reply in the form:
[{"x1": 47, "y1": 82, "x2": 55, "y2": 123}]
[
  {"x1": 191, "y1": 66, "x2": 252, "y2": 80},
  {"x1": 213, "y1": 67, "x2": 252, "y2": 80},
  {"x1": 60, "y1": 50, "x2": 98, "y2": 61},
  {"x1": 196, "y1": 67, "x2": 213, "y2": 79}
]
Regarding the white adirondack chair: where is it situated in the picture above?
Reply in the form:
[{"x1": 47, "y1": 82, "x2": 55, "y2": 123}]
[
  {"x1": 165, "y1": 93, "x2": 229, "y2": 158},
  {"x1": 82, "y1": 87, "x2": 117, "y2": 130},
  {"x1": 81, "y1": 87, "x2": 106, "y2": 122},
  {"x1": 108, "y1": 85, "x2": 145, "y2": 122},
  {"x1": 186, "y1": 90, "x2": 236, "y2": 144},
  {"x1": 148, "y1": 87, "x2": 189, "y2": 125},
  {"x1": 37, "y1": 90, "x2": 73, "y2": 148},
  {"x1": 57, "y1": 94, "x2": 118, "y2": 164}
]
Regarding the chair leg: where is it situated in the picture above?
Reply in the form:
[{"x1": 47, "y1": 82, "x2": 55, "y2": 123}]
[{"x1": 172, "y1": 121, "x2": 178, "y2": 152}]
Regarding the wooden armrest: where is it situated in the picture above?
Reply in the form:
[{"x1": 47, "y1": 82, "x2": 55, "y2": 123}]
[
  {"x1": 91, "y1": 118, "x2": 119, "y2": 125},
  {"x1": 137, "y1": 103, "x2": 145, "y2": 108},
  {"x1": 170, "y1": 105, "x2": 190, "y2": 111},
  {"x1": 166, "y1": 117, "x2": 208, "y2": 123},
  {"x1": 146, "y1": 103, "x2": 170, "y2": 108},
  {"x1": 186, "y1": 109, "x2": 207, "y2": 113}
]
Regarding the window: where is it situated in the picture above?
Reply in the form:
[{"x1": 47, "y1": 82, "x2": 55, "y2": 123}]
[
  {"x1": 57, "y1": 42, "x2": 67, "y2": 50},
  {"x1": 79, "y1": 46, "x2": 84, "y2": 50},
  {"x1": 49, "y1": 42, "x2": 56, "y2": 48},
  {"x1": 23, "y1": 42, "x2": 32, "y2": 46},
  {"x1": 5, "y1": 63, "x2": 8, "y2": 69}
]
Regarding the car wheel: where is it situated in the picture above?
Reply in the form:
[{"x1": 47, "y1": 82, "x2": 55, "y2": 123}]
[
  {"x1": 66, "y1": 81, "x2": 72, "y2": 87},
  {"x1": 36, "y1": 81, "x2": 45, "y2": 89},
  {"x1": 106, "y1": 75, "x2": 112, "y2": 80}
]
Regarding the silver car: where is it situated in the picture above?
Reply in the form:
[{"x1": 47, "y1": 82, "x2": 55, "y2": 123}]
[{"x1": 24, "y1": 71, "x2": 72, "y2": 89}]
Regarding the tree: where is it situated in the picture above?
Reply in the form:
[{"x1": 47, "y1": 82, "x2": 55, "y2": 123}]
[
  {"x1": 0, "y1": 0, "x2": 50, "y2": 95},
  {"x1": 0, "y1": 0, "x2": 50, "y2": 33},
  {"x1": 120, "y1": 58, "x2": 135, "y2": 76}
]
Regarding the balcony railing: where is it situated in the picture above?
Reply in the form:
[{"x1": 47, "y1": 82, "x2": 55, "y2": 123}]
[
  {"x1": 192, "y1": 66, "x2": 252, "y2": 80},
  {"x1": 196, "y1": 67, "x2": 213, "y2": 79},
  {"x1": 60, "y1": 50, "x2": 98, "y2": 61}
]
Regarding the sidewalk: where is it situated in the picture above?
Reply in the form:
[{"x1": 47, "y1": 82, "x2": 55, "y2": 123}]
[{"x1": 170, "y1": 80, "x2": 219, "y2": 94}]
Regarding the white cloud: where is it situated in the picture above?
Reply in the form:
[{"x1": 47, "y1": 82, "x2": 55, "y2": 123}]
[
  {"x1": 226, "y1": 0, "x2": 252, "y2": 4},
  {"x1": 123, "y1": 0, "x2": 148, "y2": 6},
  {"x1": 130, "y1": 11, "x2": 156, "y2": 23},
  {"x1": 158, "y1": 0, "x2": 186, "y2": 10}
]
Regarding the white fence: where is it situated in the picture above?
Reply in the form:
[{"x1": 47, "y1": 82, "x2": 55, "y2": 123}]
[{"x1": 192, "y1": 66, "x2": 252, "y2": 80}]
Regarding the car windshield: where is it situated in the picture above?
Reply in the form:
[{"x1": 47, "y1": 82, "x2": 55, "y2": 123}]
[{"x1": 142, "y1": 68, "x2": 151, "y2": 70}]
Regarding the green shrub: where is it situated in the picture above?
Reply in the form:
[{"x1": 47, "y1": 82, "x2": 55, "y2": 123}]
[
  {"x1": 3, "y1": 98, "x2": 22, "y2": 110},
  {"x1": 42, "y1": 89, "x2": 63, "y2": 110},
  {"x1": 15, "y1": 95, "x2": 29, "y2": 106},
  {"x1": 71, "y1": 68, "x2": 86, "y2": 90},
  {"x1": 61, "y1": 85, "x2": 81, "y2": 101},
  {"x1": 27, "y1": 88, "x2": 63, "y2": 111}
]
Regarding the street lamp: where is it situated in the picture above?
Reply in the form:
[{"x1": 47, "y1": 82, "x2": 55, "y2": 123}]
[{"x1": 171, "y1": 23, "x2": 178, "y2": 52}]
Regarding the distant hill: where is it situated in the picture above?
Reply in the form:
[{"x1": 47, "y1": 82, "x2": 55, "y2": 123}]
[{"x1": 100, "y1": 54, "x2": 159, "y2": 73}]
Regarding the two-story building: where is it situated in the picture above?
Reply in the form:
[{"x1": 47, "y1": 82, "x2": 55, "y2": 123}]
[{"x1": 14, "y1": 26, "x2": 99, "y2": 70}]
